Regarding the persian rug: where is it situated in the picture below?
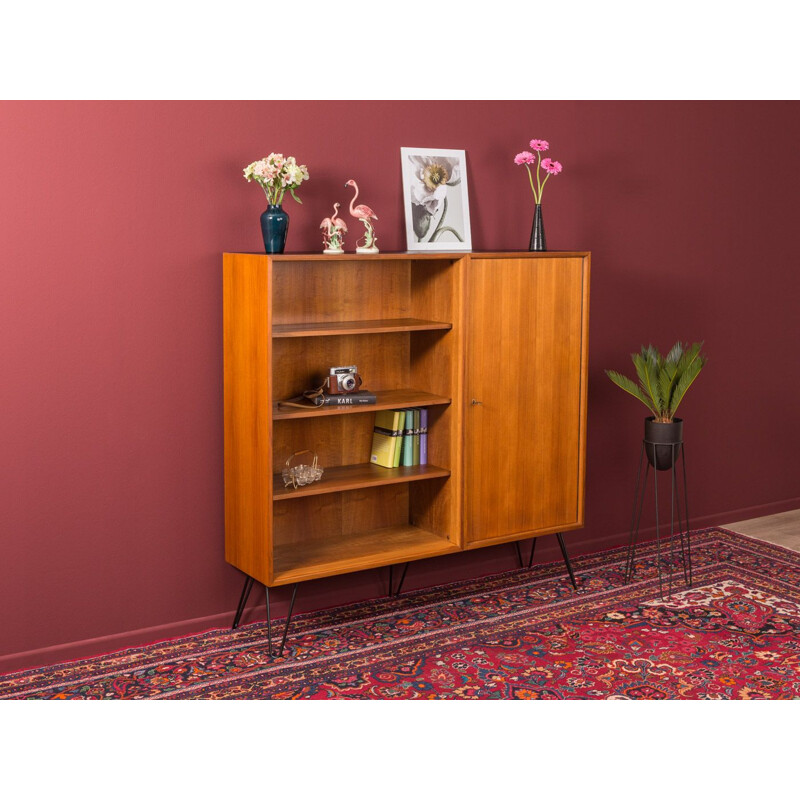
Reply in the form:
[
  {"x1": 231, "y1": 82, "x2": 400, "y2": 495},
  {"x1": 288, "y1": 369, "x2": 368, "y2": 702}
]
[{"x1": 2, "y1": 528, "x2": 799, "y2": 700}]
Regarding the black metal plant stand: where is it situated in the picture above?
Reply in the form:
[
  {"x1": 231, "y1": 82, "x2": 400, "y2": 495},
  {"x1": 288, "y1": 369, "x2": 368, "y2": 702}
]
[
  {"x1": 231, "y1": 576, "x2": 298, "y2": 658},
  {"x1": 625, "y1": 438, "x2": 692, "y2": 598}
]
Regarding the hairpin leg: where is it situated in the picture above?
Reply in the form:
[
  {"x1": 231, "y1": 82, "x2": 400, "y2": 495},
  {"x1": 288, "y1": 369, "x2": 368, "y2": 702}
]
[
  {"x1": 528, "y1": 536, "x2": 538, "y2": 568},
  {"x1": 231, "y1": 575, "x2": 255, "y2": 630},
  {"x1": 277, "y1": 584, "x2": 298, "y2": 657},
  {"x1": 556, "y1": 532, "x2": 578, "y2": 590},
  {"x1": 264, "y1": 584, "x2": 299, "y2": 658},
  {"x1": 515, "y1": 541, "x2": 524, "y2": 568},
  {"x1": 394, "y1": 563, "x2": 410, "y2": 597}
]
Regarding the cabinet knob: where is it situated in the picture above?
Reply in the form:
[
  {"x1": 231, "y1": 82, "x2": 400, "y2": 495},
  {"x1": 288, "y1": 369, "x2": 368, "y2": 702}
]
[{"x1": 471, "y1": 399, "x2": 483, "y2": 405}]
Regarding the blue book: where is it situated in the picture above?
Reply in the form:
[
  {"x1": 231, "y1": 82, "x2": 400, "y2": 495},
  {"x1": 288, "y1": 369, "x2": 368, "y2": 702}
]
[
  {"x1": 412, "y1": 408, "x2": 420, "y2": 466},
  {"x1": 419, "y1": 408, "x2": 428, "y2": 465}
]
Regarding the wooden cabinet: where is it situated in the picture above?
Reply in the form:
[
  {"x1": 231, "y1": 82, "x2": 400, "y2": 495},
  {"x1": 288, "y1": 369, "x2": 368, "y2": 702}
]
[
  {"x1": 464, "y1": 255, "x2": 589, "y2": 547},
  {"x1": 224, "y1": 251, "x2": 589, "y2": 590}
]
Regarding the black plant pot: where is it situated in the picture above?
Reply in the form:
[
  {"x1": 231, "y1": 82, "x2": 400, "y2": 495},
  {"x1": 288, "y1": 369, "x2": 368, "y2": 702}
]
[{"x1": 644, "y1": 417, "x2": 683, "y2": 471}]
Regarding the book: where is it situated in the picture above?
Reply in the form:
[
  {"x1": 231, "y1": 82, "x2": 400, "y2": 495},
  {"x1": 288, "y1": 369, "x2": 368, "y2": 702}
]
[
  {"x1": 370, "y1": 409, "x2": 404, "y2": 468},
  {"x1": 308, "y1": 390, "x2": 377, "y2": 407},
  {"x1": 401, "y1": 409, "x2": 415, "y2": 467},
  {"x1": 392, "y1": 410, "x2": 404, "y2": 468},
  {"x1": 412, "y1": 408, "x2": 421, "y2": 466},
  {"x1": 419, "y1": 407, "x2": 428, "y2": 465}
]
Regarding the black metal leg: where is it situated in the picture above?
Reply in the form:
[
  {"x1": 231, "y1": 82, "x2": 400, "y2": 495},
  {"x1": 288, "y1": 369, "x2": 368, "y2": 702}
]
[
  {"x1": 388, "y1": 564, "x2": 393, "y2": 597},
  {"x1": 652, "y1": 441, "x2": 664, "y2": 598},
  {"x1": 681, "y1": 443, "x2": 692, "y2": 586},
  {"x1": 232, "y1": 575, "x2": 255, "y2": 630},
  {"x1": 265, "y1": 586, "x2": 273, "y2": 657},
  {"x1": 666, "y1": 442, "x2": 681, "y2": 598},
  {"x1": 394, "y1": 563, "x2": 410, "y2": 597},
  {"x1": 277, "y1": 584, "x2": 298, "y2": 657},
  {"x1": 625, "y1": 443, "x2": 649, "y2": 583},
  {"x1": 556, "y1": 532, "x2": 578, "y2": 590},
  {"x1": 264, "y1": 584, "x2": 299, "y2": 658},
  {"x1": 514, "y1": 541, "x2": 524, "y2": 568},
  {"x1": 674, "y1": 446, "x2": 689, "y2": 586},
  {"x1": 527, "y1": 536, "x2": 537, "y2": 568}
]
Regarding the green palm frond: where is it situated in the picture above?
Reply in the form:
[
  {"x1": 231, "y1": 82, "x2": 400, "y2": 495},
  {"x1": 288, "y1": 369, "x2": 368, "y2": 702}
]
[
  {"x1": 669, "y1": 347, "x2": 707, "y2": 414},
  {"x1": 666, "y1": 341, "x2": 683, "y2": 362},
  {"x1": 675, "y1": 341, "x2": 705, "y2": 377},
  {"x1": 633, "y1": 347, "x2": 663, "y2": 414},
  {"x1": 657, "y1": 369, "x2": 674, "y2": 410},
  {"x1": 664, "y1": 341, "x2": 683, "y2": 381},
  {"x1": 607, "y1": 341, "x2": 707, "y2": 421},
  {"x1": 605, "y1": 370, "x2": 657, "y2": 415}
]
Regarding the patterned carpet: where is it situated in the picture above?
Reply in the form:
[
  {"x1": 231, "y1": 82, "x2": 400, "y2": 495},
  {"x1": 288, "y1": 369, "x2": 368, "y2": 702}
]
[{"x1": 2, "y1": 528, "x2": 799, "y2": 699}]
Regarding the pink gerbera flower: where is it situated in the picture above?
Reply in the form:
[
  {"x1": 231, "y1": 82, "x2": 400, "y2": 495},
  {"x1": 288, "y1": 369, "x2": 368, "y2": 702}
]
[
  {"x1": 514, "y1": 151, "x2": 536, "y2": 165},
  {"x1": 529, "y1": 139, "x2": 549, "y2": 151},
  {"x1": 541, "y1": 158, "x2": 563, "y2": 175}
]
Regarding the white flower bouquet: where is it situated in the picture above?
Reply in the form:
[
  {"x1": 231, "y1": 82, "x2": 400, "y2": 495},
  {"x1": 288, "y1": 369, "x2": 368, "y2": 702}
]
[{"x1": 243, "y1": 153, "x2": 309, "y2": 206}]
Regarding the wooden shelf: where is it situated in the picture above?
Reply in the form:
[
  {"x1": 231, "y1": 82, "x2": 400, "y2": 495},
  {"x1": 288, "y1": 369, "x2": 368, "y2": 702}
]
[
  {"x1": 273, "y1": 389, "x2": 451, "y2": 420},
  {"x1": 272, "y1": 524, "x2": 460, "y2": 585},
  {"x1": 273, "y1": 463, "x2": 450, "y2": 501},
  {"x1": 273, "y1": 318, "x2": 452, "y2": 338}
]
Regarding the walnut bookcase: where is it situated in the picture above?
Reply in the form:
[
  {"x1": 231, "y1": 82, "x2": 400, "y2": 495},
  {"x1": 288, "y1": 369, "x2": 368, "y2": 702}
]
[{"x1": 224, "y1": 251, "x2": 590, "y2": 648}]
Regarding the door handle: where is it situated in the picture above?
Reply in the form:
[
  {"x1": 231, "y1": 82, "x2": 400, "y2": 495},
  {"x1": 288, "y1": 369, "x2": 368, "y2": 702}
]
[{"x1": 471, "y1": 399, "x2": 483, "y2": 405}]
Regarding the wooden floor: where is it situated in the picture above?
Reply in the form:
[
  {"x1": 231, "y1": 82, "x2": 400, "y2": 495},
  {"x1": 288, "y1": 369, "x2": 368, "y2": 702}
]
[{"x1": 722, "y1": 509, "x2": 800, "y2": 552}]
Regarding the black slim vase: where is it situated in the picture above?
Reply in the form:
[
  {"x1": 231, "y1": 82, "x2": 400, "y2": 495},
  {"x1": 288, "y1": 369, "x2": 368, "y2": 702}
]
[
  {"x1": 644, "y1": 417, "x2": 683, "y2": 471},
  {"x1": 529, "y1": 204, "x2": 546, "y2": 251}
]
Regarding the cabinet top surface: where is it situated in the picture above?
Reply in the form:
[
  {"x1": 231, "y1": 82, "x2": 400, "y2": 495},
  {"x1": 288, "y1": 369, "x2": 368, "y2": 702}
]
[{"x1": 223, "y1": 250, "x2": 590, "y2": 261}]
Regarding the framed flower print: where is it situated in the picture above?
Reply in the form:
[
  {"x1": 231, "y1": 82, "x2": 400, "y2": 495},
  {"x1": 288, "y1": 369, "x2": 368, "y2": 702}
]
[{"x1": 400, "y1": 147, "x2": 472, "y2": 251}]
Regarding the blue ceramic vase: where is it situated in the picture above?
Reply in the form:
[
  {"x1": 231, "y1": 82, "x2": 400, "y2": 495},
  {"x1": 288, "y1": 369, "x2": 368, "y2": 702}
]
[{"x1": 260, "y1": 204, "x2": 289, "y2": 254}]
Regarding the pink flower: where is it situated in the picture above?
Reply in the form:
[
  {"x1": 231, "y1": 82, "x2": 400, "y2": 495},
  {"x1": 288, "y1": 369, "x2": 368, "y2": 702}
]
[
  {"x1": 529, "y1": 139, "x2": 549, "y2": 151},
  {"x1": 541, "y1": 158, "x2": 562, "y2": 175},
  {"x1": 514, "y1": 151, "x2": 536, "y2": 165}
]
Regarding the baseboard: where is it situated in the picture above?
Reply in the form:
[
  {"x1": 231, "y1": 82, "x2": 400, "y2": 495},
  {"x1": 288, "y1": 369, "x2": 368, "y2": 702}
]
[
  {"x1": 713, "y1": 496, "x2": 800, "y2": 525},
  {"x1": 0, "y1": 610, "x2": 239, "y2": 676},
  {"x1": 4, "y1": 495, "x2": 799, "y2": 676},
  {"x1": 565, "y1": 496, "x2": 800, "y2": 560}
]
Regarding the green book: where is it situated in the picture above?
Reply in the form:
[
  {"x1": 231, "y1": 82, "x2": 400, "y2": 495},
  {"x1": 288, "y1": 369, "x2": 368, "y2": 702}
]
[
  {"x1": 392, "y1": 409, "x2": 404, "y2": 468},
  {"x1": 401, "y1": 409, "x2": 415, "y2": 467}
]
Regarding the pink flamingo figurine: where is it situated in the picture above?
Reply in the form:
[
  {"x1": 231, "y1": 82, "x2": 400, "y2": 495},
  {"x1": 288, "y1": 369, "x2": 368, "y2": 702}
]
[
  {"x1": 345, "y1": 179, "x2": 379, "y2": 253},
  {"x1": 320, "y1": 202, "x2": 348, "y2": 254}
]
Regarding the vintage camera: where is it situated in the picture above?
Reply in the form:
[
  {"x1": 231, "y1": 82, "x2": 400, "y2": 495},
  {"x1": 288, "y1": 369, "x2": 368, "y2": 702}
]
[{"x1": 324, "y1": 365, "x2": 363, "y2": 395}]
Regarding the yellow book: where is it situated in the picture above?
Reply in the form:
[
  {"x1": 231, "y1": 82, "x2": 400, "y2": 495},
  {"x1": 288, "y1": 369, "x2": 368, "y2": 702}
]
[{"x1": 370, "y1": 410, "x2": 403, "y2": 468}]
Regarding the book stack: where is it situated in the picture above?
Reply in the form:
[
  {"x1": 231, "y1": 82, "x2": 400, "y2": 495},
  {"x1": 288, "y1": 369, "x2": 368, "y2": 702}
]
[{"x1": 370, "y1": 408, "x2": 428, "y2": 468}]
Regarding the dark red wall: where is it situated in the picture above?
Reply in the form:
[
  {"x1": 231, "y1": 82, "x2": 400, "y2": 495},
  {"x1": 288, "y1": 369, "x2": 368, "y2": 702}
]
[{"x1": 2, "y1": 101, "x2": 799, "y2": 671}]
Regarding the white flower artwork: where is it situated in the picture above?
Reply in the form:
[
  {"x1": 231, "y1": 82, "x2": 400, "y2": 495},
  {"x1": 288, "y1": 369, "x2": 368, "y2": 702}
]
[{"x1": 401, "y1": 147, "x2": 472, "y2": 251}]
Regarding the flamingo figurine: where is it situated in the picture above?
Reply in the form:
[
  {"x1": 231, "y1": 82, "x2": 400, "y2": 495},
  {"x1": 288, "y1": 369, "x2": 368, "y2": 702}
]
[
  {"x1": 320, "y1": 202, "x2": 348, "y2": 254},
  {"x1": 344, "y1": 179, "x2": 379, "y2": 253}
]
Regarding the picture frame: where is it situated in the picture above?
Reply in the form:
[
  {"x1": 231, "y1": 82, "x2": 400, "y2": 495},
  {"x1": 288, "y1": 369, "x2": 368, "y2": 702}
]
[{"x1": 400, "y1": 147, "x2": 472, "y2": 251}]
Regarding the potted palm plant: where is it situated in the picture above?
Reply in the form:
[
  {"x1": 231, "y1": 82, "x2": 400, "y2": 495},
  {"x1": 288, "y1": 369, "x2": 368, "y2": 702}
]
[{"x1": 605, "y1": 342, "x2": 707, "y2": 470}]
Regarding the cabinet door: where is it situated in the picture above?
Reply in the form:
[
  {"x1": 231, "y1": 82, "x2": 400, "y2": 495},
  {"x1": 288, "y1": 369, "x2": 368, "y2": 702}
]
[{"x1": 464, "y1": 256, "x2": 588, "y2": 545}]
